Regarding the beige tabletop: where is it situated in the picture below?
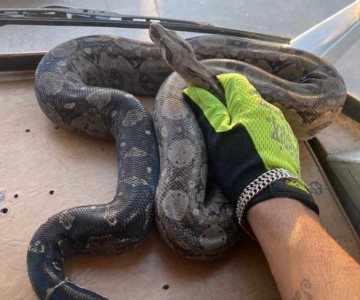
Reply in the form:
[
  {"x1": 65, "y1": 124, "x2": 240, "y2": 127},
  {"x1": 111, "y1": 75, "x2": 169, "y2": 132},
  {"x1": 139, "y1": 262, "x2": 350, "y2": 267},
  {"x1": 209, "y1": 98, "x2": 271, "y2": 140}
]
[{"x1": 0, "y1": 78, "x2": 359, "y2": 300}]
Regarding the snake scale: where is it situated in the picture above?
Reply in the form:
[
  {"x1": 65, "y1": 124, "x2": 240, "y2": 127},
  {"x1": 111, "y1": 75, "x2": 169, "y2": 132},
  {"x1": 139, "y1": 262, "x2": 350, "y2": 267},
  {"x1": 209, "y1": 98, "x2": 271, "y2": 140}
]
[{"x1": 27, "y1": 23, "x2": 346, "y2": 299}]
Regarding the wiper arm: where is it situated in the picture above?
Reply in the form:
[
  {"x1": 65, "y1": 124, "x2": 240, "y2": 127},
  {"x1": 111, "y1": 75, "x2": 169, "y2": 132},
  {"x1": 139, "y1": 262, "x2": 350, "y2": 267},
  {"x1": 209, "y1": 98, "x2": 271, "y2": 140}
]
[{"x1": 0, "y1": 6, "x2": 290, "y2": 44}]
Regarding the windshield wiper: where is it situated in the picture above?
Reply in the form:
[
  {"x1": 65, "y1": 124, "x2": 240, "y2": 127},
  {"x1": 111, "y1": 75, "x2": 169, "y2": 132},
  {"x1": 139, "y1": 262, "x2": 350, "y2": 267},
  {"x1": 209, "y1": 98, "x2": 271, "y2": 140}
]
[{"x1": 0, "y1": 6, "x2": 290, "y2": 44}]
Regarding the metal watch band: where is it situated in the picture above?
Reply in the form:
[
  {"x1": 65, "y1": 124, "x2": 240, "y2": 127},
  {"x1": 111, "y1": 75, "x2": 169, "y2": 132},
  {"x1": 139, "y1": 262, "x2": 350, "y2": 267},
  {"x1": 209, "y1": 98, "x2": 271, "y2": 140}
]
[{"x1": 235, "y1": 168, "x2": 305, "y2": 226}]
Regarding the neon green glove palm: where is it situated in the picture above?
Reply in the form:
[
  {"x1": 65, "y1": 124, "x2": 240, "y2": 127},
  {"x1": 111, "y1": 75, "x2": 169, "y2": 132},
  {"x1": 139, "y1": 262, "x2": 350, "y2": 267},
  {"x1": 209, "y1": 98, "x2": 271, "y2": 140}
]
[{"x1": 183, "y1": 73, "x2": 319, "y2": 225}]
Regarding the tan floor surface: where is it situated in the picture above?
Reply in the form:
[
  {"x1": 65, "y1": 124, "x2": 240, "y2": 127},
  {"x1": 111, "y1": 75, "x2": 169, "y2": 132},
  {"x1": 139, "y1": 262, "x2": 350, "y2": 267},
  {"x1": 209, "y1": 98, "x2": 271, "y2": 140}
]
[{"x1": 0, "y1": 78, "x2": 359, "y2": 300}]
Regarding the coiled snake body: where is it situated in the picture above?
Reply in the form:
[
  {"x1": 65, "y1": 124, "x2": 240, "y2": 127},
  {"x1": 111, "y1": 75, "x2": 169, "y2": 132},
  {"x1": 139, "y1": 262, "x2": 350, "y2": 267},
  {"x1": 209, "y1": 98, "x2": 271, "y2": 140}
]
[{"x1": 28, "y1": 24, "x2": 346, "y2": 299}]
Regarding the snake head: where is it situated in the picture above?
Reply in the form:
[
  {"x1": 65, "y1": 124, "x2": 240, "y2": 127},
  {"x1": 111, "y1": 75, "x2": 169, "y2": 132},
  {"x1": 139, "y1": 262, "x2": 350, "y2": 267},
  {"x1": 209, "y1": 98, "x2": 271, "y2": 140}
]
[
  {"x1": 149, "y1": 22, "x2": 165, "y2": 45},
  {"x1": 149, "y1": 22, "x2": 196, "y2": 68}
]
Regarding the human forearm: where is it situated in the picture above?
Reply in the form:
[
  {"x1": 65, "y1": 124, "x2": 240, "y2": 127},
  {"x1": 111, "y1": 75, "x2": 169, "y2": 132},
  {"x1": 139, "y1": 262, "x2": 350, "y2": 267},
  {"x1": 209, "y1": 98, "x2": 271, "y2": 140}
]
[{"x1": 247, "y1": 198, "x2": 360, "y2": 300}]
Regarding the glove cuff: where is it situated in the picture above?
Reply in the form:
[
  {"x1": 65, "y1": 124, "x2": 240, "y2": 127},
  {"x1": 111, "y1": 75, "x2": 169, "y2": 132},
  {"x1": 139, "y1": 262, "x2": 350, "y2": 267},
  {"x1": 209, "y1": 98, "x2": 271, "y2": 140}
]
[
  {"x1": 236, "y1": 169, "x2": 319, "y2": 236},
  {"x1": 246, "y1": 178, "x2": 319, "y2": 216}
]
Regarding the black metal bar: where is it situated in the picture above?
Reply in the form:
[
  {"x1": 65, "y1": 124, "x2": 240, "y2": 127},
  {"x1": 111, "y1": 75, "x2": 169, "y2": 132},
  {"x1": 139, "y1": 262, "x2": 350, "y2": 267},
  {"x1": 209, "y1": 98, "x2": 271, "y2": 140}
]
[
  {"x1": 343, "y1": 93, "x2": 360, "y2": 124},
  {"x1": 0, "y1": 52, "x2": 45, "y2": 72},
  {"x1": 0, "y1": 8, "x2": 291, "y2": 44},
  {"x1": 0, "y1": 7, "x2": 208, "y2": 25}
]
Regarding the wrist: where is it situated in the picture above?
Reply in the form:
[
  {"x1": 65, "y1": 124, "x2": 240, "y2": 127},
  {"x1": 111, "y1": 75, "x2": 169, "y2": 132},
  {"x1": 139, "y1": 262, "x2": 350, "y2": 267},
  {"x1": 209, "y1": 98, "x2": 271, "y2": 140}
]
[{"x1": 247, "y1": 197, "x2": 321, "y2": 242}]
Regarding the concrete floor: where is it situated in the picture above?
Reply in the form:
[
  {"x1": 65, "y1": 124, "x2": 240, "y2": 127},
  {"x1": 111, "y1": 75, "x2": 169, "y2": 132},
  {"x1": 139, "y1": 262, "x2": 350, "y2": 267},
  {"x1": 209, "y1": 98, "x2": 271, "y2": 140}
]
[{"x1": 0, "y1": 0, "x2": 359, "y2": 95}]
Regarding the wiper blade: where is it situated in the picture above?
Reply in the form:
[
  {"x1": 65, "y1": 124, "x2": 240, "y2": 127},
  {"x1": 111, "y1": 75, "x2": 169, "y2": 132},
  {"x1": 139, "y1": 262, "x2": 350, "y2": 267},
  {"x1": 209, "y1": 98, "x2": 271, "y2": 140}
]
[{"x1": 0, "y1": 7, "x2": 290, "y2": 44}]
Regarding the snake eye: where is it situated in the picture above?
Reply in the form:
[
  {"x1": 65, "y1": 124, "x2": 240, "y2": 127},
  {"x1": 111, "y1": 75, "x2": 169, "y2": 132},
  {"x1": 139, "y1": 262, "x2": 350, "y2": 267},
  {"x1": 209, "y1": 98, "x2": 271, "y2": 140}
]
[{"x1": 178, "y1": 39, "x2": 195, "y2": 57}]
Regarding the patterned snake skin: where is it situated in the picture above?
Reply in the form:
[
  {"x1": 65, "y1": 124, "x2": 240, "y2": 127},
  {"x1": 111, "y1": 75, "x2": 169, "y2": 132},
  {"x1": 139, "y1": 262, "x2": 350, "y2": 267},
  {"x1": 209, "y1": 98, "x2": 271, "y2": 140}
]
[{"x1": 28, "y1": 24, "x2": 346, "y2": 299}]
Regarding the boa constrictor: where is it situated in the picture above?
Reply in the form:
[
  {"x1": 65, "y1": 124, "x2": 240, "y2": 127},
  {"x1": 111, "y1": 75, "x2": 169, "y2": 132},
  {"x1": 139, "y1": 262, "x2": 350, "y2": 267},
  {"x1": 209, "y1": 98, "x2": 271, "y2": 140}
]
[{"x1": 27, "y1": 23, "x2": 346, "y2": 299}]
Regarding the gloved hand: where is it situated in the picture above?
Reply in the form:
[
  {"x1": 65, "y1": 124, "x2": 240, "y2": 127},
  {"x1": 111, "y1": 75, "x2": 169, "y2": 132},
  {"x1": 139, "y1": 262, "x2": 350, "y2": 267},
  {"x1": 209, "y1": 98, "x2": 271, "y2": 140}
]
[{"x1": 183, "y1": 73, "x2": 319, "y2": 227}]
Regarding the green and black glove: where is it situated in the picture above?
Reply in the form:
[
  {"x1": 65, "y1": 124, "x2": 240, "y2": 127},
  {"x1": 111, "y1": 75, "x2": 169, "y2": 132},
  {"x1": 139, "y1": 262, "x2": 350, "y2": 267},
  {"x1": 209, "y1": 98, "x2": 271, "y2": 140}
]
[{"x1": 183, "y1": 73, "x2": 319, "y2": 226}]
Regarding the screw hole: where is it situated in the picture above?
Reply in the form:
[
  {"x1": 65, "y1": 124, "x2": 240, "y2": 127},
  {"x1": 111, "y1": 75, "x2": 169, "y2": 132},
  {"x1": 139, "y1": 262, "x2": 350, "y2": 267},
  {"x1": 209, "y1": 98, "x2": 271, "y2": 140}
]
[
  {"x1": 54, "y1": 126, "x2": 59, "y2": 130},
  {"x1": 25, "y1": 129, "x2": 31, "y2": 133},
  {"x1": 1, "y1": 208, "x2": 9, "y2": 214},
  {"x1": 162, "y1": 284, "x2": 169, "y2": 290},
  {"x1": 49, "y1": 190, "x2": 54, "y2": 195},
  {"x1": 14, "y1": 194, "x2": 18, "y2": 198}
]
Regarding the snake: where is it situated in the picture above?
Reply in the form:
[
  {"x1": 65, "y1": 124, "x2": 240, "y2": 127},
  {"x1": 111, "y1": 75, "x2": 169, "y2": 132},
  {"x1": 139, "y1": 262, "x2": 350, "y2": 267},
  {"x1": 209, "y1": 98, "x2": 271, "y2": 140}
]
[{"x1": 27, "y1": 23, "x2": 346, "y2": 299}]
